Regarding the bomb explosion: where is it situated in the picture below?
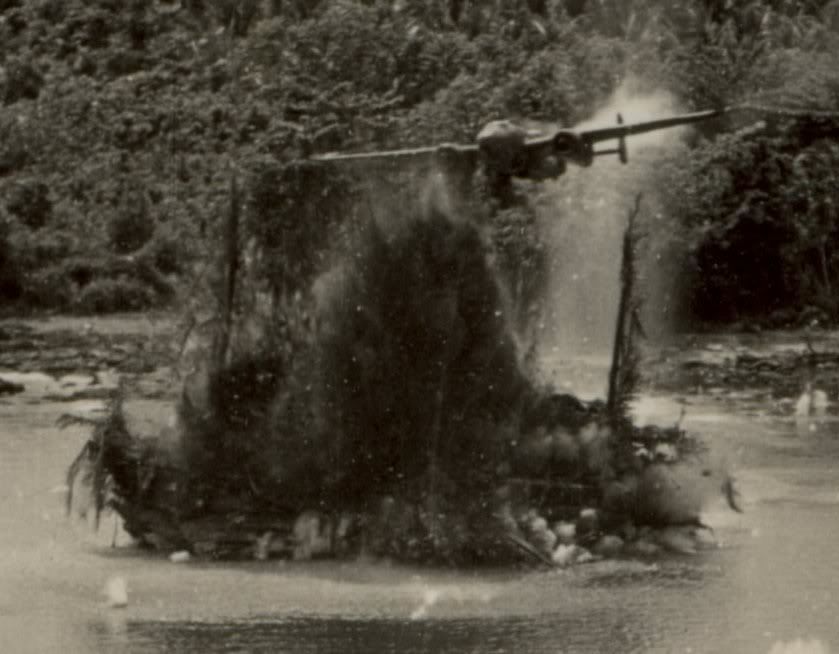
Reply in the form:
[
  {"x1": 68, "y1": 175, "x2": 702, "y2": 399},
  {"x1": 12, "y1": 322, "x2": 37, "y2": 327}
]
[{"x1": 67, "y1": 112, "x2": 736, "y2": 566}]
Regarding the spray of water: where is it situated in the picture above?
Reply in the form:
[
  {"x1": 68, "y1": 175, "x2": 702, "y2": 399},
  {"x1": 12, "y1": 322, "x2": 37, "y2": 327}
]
[
  {"x1": 768, "y1": 638, "x2": 832, "y2": 654},
  {"x1": 535, "y1": 79, "x2": 693, "y2": 389}
]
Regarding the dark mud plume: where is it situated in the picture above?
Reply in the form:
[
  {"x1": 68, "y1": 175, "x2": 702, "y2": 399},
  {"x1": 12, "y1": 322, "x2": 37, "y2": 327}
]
[{"x1": 66, "y1": 162, "x2": 710, "y2": 564}]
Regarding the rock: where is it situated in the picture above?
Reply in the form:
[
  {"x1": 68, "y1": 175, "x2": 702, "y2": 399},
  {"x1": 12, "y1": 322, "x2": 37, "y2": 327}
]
[
  {"x1": 527, "y1": 517, "x2": 557, "y2": 555},
  {"x1": 552, "y1": 543, "x2": 595, "y2": 567},
  {"x1": 653, "y1": 442, "x2": 678, "y2": 463},
  {"x1": 552, "y1": 543, "x2": 579, "y2": 567},
  {"x1": 693, "y1": 527, "x2": 718, "y2": 550},
  {"x1": 554, "y1": 520, "x2": 576, "y2": 545},
  {"x1": 576, "y1": 508, "x2": 600, "y2": 545},
  {"x1": 655, "y1": 527, "x2": 698, "y2": 555},
  {"x1": 104, "y1": 576, "x2": 128, "y2": 608},
  {"x1": 579, "y1": 507, "x2": 598, "y2": 525},
  {"x1": 575, "y1": 549, "x2": 595, "y2": 564},
  {"x1": 169, "y1": 550, "x2": 191, "y2": 563},
  {"x1": 593, "y1": 534, "x2": 625, "y2": 557},
  {"x1": 527, "y1": 515, "x2": 548, "y2": 533},
  {"x1": 628, "y1": 538, "x2": 661, "y2": 556}
]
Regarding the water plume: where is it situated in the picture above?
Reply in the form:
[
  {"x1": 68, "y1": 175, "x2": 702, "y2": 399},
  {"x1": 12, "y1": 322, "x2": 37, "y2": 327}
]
[
  {"x1": 66, "y1": 127, "x2": 717, "y2": 564},
  {"x1": 534, "y1": 79, "x2": 694, "y2": 374}
]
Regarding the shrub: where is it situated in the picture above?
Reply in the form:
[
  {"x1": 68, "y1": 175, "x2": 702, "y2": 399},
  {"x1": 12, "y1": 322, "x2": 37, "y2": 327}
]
[
  {"x1": 20, "y1": 266, "x2": 74, "y2": 309},
  {"x1": 108, "y1": 189, "x2": 155, "y2": 254},
  {"x1": 659, "y1": 121, "x2": 839, "y2": 324},
  {"x1": 5, "y1": 179, "x2": 51, "y2": 229},
  {"x1": 73, "y1": 277, "x2": 156, "y2": 313}
]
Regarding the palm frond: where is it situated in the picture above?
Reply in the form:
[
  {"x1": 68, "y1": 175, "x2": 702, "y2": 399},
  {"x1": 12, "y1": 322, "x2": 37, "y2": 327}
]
[{"x1": 63, "y1": 383, "x2": 127, "y2": 529}]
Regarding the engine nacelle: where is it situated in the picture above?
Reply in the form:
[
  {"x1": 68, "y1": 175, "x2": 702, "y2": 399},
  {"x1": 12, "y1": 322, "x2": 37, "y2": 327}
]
[{"x1": 551, "y1": 131, "x2": 594, "y2": 168}]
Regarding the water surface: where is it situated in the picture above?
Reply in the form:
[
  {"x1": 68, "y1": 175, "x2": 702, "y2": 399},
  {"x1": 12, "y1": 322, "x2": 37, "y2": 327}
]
[{"x1": 2, "y1": 338, "x2": 838, "y2": 653}]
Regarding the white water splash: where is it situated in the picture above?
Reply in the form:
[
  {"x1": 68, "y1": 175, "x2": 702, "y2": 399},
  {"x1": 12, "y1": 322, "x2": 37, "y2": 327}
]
[
  {"x1": 408, "y1": 584, "x2": 497, "y2": 620},
  {"x1": 794, "y1": 383, "x2": 829, "y2": 436},
  {"x1": 768, "y1": 638, "x2": 832, "y2": 654},
  {"x1": 103, "y1": 575, "x2": 128, "y2": 609},
  {"x1": 409, "y1": 588, "x2": 442, "y2": 620},
  {"x1": 535, "y1": 78, "x2": 695, "y2": 365}
]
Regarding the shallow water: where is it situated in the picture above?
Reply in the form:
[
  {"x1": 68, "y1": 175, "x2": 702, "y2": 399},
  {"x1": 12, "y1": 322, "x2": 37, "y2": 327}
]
[{"x1": 2, "y1": 336, "x2": 839, "y2": 654}]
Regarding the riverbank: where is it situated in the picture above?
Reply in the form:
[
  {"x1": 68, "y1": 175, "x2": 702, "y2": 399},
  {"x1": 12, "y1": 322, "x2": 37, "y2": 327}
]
[
  {"x1": 0, "y1": 313, "x2": 175, "y2": 375},
  {"x1": 4, "y1": 314, "x2": 833, "y2": 399},
  {"x1": 643, "y1": 329, "x2": 839, "y2": 402}
]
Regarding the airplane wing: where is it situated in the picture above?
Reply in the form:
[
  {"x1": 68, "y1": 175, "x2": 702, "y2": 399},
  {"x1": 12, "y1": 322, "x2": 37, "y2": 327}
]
[
  {"x1": 309, "y1": 108, "x2": 726, "y2": 171},
  {"x1": 576, "y1": 108, "x2": 726, "y2": 144},
  {"x1": 311, "y1": 142, "x2": 478, "y2": 166}
]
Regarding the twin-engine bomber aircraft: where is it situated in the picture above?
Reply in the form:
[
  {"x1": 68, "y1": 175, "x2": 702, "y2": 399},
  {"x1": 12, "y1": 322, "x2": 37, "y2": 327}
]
[{"x1": 311, "y1": 108, "x2": 726, "y2": 181}]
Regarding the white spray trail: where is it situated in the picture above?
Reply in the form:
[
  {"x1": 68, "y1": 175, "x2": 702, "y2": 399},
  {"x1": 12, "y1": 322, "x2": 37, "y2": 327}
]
[{"x1": 534, "y1": 80, "x2": 693, "y2": 394}]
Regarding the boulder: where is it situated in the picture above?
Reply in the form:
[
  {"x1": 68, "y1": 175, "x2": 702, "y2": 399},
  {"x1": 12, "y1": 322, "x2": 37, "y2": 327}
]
[
  {"x1": 576, "y1": 507, "x2": 600, "y2": 545},
  {"x1": 655, "y1": 526, "x2": 698, "y2": 555},
  {"x1": 593, "y1": 534, "x2": 624, "y2": 557},
  {"x1": 553, "y1": 520, "x2": 576, "y2": 545}
]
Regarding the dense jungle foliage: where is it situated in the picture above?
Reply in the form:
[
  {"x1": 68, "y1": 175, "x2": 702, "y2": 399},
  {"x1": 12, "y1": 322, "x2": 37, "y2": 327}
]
[{"x1": 1, "y1": 0, "x2": 839, "y2": 326}]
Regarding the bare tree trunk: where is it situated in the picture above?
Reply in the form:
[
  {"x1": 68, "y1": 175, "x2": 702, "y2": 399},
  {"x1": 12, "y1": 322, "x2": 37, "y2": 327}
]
[
  {"x1": 818, "y1": 242, "x2": 832, "y2": 295},
  {"x1": 607, "y1": 193, "x2": 642, "y2": 420},
  {"x1": 215, "y1": 174, "x2": 240, "y2": 369}
]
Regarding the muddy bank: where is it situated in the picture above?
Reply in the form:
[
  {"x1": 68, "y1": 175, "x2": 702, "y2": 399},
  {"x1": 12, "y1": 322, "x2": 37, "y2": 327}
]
[
  {"x1": 643, "y1": 331, "x2": 839, "y2": 402},
  {"x1": 0, "y1": 314, "x2": 175, "y2": 377},
  {"x1": 0, "y1": 314, "x2": 179, "y2": 403},
  {"x1": 14, "y1": 316, "x2": 834, "y2": 405}
]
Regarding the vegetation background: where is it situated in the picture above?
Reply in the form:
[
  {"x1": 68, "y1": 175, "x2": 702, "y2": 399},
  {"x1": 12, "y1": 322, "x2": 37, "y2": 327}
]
[{"x1": 1, "y1": 0, "x2": 839, "y2": 328}]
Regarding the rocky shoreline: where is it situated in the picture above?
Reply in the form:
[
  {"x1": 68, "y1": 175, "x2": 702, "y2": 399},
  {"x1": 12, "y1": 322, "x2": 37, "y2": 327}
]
[
  {"x1": 642, "y1": 331, "x2": 839, "y2": 404},
  {"x1": 0, "y1": 316, "x2": 174, "y2": 375}
]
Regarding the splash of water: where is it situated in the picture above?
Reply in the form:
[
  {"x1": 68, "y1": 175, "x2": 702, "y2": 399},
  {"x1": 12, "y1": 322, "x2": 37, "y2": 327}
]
[
  {"x1": 409, "y1": 584, "x2": 496, "y2": 620},
  {"x1": 768, "y1": 638, "x2": 832, "y2": 654},
  {"x1": 535, "y1": 79, "x2": 693, "y2": 375}
]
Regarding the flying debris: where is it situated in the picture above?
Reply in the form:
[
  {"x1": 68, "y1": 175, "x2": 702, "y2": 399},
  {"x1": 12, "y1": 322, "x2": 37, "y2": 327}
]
[{"x1": 721, "y1": 475, "x2": 743, "y2": 514}]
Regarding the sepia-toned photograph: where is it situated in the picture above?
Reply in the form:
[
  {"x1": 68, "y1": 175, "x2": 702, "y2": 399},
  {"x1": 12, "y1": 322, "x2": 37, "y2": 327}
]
[{"x1": 2, "y1": 1, "x2": 839, "y2": 652}]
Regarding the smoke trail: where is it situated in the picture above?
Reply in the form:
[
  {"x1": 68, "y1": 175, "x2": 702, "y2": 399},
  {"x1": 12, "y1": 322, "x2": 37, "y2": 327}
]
[{"x1": 534, "y1": 79, "x2": 694, "y2": 390}]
